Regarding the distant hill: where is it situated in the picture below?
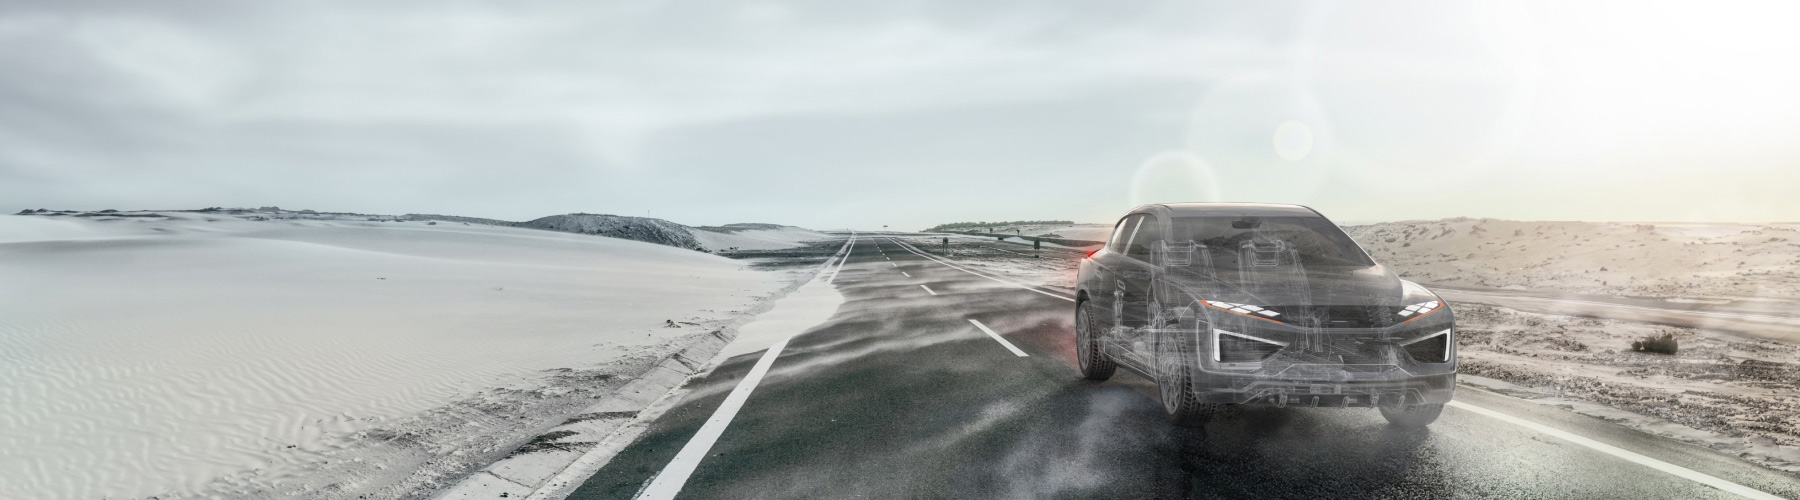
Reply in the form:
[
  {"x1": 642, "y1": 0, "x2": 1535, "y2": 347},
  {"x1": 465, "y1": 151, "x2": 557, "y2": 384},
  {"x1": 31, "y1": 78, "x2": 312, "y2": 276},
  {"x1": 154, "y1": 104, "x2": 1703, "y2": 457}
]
[
  {"x1": 515, "y1": 213, "x2": 705, "y2": 250},
  {"x1": 514, "y1": 215, "x2": 830, "y2": 252},
  {"x1": 402, "y1": 214, "x2": 513, "y2": 226}
]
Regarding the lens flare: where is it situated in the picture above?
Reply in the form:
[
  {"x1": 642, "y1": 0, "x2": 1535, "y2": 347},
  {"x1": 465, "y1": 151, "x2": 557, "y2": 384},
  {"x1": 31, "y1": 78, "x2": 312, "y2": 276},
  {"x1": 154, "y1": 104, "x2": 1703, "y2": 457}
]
[
  {"x1": 1128, "y1": 151, "x2": 1220, "y2": 207},
  {"x1": 1273, "y1": 121, "x2": 1314, "y2": 161}
]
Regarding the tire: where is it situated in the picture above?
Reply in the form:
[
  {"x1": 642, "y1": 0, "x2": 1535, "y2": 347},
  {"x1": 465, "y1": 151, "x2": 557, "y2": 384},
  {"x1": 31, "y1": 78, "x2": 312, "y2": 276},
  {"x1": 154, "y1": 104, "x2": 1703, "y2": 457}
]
[
  {"x1": 1379, "y1": 403, "x2": 1445, "y2": 428},
  {"x1": 1075, "y1": 300, "x2": 1115, "y2": 381},
  {"x1": 1156, "y1": 326, "x2": 1216, "y2": 427}
]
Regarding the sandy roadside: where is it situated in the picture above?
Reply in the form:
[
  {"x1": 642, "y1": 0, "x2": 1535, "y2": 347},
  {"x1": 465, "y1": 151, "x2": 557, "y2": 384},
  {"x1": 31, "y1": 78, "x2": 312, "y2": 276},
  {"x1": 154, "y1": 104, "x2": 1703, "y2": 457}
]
[{"x1": 0, "y1": 212, "x2": 835, "y2": 499}]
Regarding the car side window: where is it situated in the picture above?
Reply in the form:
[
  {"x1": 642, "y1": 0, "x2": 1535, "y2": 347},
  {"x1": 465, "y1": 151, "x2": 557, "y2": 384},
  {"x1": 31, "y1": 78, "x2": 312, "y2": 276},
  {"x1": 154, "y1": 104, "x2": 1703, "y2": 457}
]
[
  {"x1": 1106, "y1": 215, "x2": 1138, "y2": 254},
  {"x1": 1125, "y1": 215, "x2": 1160, "y2": 260}
]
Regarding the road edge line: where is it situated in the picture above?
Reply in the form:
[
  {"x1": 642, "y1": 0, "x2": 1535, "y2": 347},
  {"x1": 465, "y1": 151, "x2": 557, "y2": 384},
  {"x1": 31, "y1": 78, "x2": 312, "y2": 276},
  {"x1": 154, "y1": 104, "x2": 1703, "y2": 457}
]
[
  {"x1": 635, "y1": 336, "x2": 793, "y2": 500},
  {"x1": 1445, "y1": 400, "x2": 1783, "y2": 500},
  {"x1": 827, "y1": 233, "x2": 856, "y2": 284}
]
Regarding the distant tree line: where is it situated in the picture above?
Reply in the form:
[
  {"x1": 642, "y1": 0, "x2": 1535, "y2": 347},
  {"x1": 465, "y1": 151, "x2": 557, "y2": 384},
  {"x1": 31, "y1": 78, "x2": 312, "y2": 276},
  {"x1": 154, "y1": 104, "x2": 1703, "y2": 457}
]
[{"x1": 925, "y1": 220, "x2": 1073, "y2": 232}]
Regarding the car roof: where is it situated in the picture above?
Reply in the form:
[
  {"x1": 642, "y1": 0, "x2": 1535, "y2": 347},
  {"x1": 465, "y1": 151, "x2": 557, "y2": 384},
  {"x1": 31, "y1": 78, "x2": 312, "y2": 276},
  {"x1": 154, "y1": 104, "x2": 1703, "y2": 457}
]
[{"x1": 1136, "y1": 202, "x2": 1321, "y2": 218}]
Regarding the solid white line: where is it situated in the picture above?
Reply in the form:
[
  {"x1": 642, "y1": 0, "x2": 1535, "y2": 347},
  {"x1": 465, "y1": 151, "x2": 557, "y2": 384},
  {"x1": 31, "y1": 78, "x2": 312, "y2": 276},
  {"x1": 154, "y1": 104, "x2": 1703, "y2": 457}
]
[
  {"x1": 968, "y1": 319, "x2": 1029, "y2": 357},
  {"x1": 901, "y1": 271, "x2": 910, "y2": 278},
  {"x1": 1446, "y1": 401, "x2": 1782, "y2": 500},
  {"x1": 888, "y1": 238, "x2": 1075, "y2": 302},
  {"x1": 920, "y1": 284, "x2": 937, "y2": 295},
  {"x1": 636, "y1": 337, "x2": 793, "y2": 500},
  {"x1": 828, "y1": 233, "x2": 856, "y2": 284}
]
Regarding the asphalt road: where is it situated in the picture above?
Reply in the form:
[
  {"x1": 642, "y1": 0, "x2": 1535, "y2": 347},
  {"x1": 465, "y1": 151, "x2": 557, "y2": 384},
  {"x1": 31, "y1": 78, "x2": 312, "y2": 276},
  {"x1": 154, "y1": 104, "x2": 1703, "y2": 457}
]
[{"x1": 566, "y1": 235, "x2": 1800, "y2": 499}]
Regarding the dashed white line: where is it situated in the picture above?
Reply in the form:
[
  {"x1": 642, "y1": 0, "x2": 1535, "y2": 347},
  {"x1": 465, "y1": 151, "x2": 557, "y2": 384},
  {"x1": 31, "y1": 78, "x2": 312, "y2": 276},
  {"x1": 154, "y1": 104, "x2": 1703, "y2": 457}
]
[
  {"x1": 967, "y1": 319, "x2": 1028, "y2": 357},
  {"x1": 889, "y1": 262, "x2": 897, "y2": 267},
  {"x1": 887, "y1": 238, "x2": 1074, "y2": 302},
  {"x1": 920, "y1": 284, "x2": 937, "y2": 295},
  {"x1": 637, "y1": 337, "x2": 792, "y2": 500},
  {"x1": 1446, "y1": 401, "x2": 1783, "y2": 500},
  {"x1": 901, "y1": 271, "x2": 911, "y2": 277}
]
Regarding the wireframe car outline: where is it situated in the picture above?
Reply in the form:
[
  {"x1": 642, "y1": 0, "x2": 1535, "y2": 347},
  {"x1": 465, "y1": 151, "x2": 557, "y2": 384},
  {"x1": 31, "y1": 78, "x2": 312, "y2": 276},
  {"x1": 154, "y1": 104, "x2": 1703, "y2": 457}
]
[{"x1": 1073, "y1": 202, "x2": 1456, "y2": 428}]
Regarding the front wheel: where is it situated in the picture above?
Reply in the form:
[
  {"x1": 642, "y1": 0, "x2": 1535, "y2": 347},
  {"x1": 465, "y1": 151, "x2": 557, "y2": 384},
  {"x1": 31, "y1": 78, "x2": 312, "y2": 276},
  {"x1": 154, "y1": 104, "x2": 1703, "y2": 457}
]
[
  {"x1": 1075, "y1": 300, "x2": 1115, "y2": 381},
  {"x1": 1379, "y1": 403, "x2": 1445, "y2": 428},
  {"x1": 1156, "y1": 327, "x2": 1216, "y2": 427}
]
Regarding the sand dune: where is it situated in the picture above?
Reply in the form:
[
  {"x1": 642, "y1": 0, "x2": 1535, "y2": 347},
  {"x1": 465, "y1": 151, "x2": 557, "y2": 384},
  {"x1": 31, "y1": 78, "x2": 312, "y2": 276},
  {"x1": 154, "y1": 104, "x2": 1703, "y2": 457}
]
[
  {"x1": 690, "y1": 224, "x2": 834, "y2": 251},
  {"x1": 0, "y1": 213, "x2": 787, "y2": 499},
  {"x1": 1345, "y1": 218, "x2": 1800, "y2": 300}
]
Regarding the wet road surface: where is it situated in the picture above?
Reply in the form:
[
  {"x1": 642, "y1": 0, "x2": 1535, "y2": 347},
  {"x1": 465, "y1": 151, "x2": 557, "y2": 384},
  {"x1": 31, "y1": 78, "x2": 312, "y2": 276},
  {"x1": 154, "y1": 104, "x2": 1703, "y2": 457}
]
[{"x1": 566, "y1": 235, "x2": 1800, "y2": 499}]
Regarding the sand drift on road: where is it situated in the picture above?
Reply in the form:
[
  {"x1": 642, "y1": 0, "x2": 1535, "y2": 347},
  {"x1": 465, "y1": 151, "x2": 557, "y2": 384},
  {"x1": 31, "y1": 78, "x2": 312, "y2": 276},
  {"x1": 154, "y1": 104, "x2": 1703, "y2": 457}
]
[{"x1": 0, "y1": 213, "x2": 798, "y2": 499}]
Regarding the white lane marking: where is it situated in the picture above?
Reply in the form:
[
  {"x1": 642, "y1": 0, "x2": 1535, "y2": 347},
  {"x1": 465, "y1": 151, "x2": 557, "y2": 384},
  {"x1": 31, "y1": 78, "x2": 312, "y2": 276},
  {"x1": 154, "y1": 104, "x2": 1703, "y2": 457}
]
[
  {"x1": 827, "y1": 233, "x2": 856, "y2": 284},
  {"x1": 901, "y1": 272, "x2": 911, "y2": 278},
  {"x1": 890, "y1": 262, "x2": 897, "y2": 267},
  {"x1": 920, "y1": 284, "x2": 937, "y2": 295},
  {"x1": 637, "y1": 337, "x2": 793, "y2": 500},
  {"x1": 1446, "y1": 401, "x2": 1783, "y2": 500},
  {"x1": 888, "y1": 238, "x2": 1075, "y2": 302},
  {"x1": 968, "y1": 319, "x2": 1028, "y2": 357}
]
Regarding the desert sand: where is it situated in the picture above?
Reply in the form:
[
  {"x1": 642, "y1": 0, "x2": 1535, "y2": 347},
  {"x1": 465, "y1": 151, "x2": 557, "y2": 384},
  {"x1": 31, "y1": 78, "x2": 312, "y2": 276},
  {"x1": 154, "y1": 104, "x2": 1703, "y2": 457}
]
[
  {"x1": 1344, "y1": 218, "x2": 1800, "y2": 300},
  {"x1": 0, "y1": 210, "x2": 821, "y2": 499}
]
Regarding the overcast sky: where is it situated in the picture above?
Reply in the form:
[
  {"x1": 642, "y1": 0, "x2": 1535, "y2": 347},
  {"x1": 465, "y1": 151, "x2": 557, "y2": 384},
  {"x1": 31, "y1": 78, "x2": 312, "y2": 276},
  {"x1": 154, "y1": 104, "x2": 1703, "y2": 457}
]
[{"x1": 3, "y1": 0, "x2": 1798, "y2": 229}]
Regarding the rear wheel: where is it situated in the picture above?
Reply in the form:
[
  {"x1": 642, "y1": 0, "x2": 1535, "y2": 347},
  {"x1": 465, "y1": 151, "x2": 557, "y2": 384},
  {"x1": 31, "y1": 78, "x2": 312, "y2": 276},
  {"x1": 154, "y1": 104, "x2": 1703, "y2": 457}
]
[
  {"x1": 1156, "y1": 327, "x2": 1216, "y2": 427},
  {"x1": 1379, "y1": 403, "x2": 1445, "y2": 428},
  {"x1": 1075, "y1": 300, "x2": 1115, "y2": 381}
]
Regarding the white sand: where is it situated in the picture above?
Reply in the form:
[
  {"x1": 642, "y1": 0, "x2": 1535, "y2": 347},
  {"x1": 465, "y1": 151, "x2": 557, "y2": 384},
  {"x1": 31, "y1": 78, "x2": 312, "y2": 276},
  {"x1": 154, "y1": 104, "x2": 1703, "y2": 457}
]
[
  {"x1": 0, "y1": 213, "x2": 785, "y2": 499},
  {"x1": 718, "y1": 271, "x2": 846, "y2": 359},
  {"x1": 690, "y1": 226, "x2": 831, "y2": 251}
]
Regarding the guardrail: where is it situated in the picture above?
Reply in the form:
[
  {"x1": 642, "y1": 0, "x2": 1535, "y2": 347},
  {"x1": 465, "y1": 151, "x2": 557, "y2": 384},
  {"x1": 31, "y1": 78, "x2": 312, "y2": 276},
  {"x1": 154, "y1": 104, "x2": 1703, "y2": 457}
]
[{"x1": 948, "y1": 231, "x2": 1104, "y2": 248}]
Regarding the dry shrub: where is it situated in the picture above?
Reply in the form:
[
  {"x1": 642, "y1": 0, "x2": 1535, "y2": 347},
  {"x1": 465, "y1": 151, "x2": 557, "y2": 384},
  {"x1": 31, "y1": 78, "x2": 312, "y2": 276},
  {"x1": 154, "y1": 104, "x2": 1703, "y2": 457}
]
[{"x1": 1632, "y1": 332, "x2": 1679, "y2": 355}]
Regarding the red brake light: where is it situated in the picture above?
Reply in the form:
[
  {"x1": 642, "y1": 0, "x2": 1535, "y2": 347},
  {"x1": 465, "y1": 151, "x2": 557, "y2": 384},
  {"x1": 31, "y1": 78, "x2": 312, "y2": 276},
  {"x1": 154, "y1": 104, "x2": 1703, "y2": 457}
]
[{"x1": 1085, "y1": 249, "x2": 1100, "y2": 259}]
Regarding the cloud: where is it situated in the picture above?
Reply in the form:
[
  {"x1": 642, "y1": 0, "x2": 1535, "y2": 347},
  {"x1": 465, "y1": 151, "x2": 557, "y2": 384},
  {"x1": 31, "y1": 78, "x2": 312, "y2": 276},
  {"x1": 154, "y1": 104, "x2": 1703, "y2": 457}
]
[{"x1": 1, "y1": 0, "x2": 1796, "y2": 225}]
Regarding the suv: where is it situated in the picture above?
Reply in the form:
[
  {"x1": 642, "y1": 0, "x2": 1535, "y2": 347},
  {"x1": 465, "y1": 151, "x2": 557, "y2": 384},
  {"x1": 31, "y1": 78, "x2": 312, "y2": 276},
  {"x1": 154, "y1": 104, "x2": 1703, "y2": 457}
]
[{"x1": 1074, "y1": 203, "x2": 1455, "y2": 428}]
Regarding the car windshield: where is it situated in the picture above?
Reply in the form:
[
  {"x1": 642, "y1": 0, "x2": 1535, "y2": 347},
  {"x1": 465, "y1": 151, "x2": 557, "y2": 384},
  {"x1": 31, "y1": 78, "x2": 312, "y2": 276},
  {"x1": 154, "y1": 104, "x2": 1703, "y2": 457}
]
[{"x1": 1170, "y1": 215, "x2": 1374, "y2": 267}]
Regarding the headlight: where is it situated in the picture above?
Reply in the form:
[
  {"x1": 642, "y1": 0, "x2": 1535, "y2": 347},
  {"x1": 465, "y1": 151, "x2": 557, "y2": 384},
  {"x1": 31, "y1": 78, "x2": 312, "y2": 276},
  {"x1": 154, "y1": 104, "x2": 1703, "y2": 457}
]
[
  {"x1": 1204, "y1": 300, "x2": 1281, "y2": 320},
  {"x1": 1396, "y1": 300, "x2": 1441, "y2": 323}
]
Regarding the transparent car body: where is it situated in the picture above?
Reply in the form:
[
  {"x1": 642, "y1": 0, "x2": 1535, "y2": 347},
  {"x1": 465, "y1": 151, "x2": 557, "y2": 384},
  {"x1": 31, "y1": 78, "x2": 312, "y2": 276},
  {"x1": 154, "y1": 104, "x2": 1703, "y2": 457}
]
[{"x1": 1077, "y1": 203, "x2": 1456, "y2": 409}]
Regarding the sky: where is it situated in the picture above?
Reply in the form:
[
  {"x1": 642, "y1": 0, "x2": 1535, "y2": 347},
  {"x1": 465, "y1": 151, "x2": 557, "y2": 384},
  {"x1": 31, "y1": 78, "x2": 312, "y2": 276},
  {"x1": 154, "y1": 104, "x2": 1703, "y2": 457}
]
[{"x1": 3, "y1": 0, "x2": 1798, "y2": 230}]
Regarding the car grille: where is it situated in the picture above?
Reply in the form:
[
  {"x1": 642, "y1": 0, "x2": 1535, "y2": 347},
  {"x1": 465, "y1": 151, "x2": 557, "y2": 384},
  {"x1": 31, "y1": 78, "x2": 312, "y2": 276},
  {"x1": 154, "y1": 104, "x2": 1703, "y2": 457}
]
[{"x1": 1257, "y1": 305, "x2": 1408, "y2": 328}]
